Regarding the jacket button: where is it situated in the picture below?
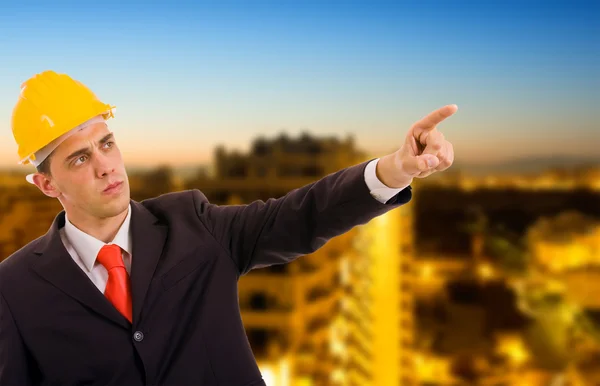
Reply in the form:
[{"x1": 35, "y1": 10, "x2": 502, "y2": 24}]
[{"x1": 133, "y1": 331, "x2": 144, "y2": 342}]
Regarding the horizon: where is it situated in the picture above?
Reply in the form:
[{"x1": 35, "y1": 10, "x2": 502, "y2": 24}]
[{"x1": 1, "y1": 146, "x2": 598, "y2": 175}]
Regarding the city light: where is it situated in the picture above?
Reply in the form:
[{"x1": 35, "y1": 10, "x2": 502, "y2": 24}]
[
  {"x1": 258, "y1": 359, "x2": 291, "y2": 386},
  {"x1": 477, "y1": 263, "x2": 494, "y2": 280},
  {"x1": 420, "y1": 264, "x2": 434, "y2": 280},
  {"x1": 497, "y1": 336, "x2": 530, "y2": 367},
  {"x1": 260, "y1": 365, "x2": 276, "y2": 386}
]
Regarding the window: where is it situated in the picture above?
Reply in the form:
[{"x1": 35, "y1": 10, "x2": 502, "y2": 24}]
[{"x1": 249, "y1": 293, "x2": 268, "y2": 310}]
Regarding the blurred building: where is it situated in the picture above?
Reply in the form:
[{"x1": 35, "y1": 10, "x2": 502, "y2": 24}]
[
  {"x1": 525, "y1": 211, "x2": 600, "y2": 316},
  {"x1": 186, "y1": 132, "x2": 366, "y2": 203},
  {"x1": 128, "y1": 165, "x2": 183, "y2": 201},
  {"x1": 413, "y1": 182, "x2": 600, "y2": 258},
  {"x1": 185, "y1": 132, "x2": 416, "y2": 386},
  {"x1": 0, "y1": 170, "x2": 31, "y2": 188},
  {"x1": 0, "y1": 177, "x2": 62, "y2": 259},
  {"x1": 527, "y1": 211, "x2": 600, "y2": 274},
  {"x1": 509, "y1": 211, "x2": 600, "y2": 383},
  {"x1": 413, "y1": 257, "x2": 470, "y2": 300}
]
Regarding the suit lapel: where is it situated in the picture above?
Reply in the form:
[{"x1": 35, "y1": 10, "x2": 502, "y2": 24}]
[
  {"x1": 31, "y1": 212, "x2": 131, "y2": 329},
  {"x1": 129, "y1": 200, "x2": 168, "y2": 325}
]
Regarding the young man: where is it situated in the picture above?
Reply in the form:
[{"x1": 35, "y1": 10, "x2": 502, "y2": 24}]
[{"x1": 0, "y1": 70, "x2": 456, "y2": 385}]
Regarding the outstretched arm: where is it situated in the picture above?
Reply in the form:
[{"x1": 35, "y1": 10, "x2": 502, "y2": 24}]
[{"x1": 193, "y1": 160, "x2": 412, "y2": 275}]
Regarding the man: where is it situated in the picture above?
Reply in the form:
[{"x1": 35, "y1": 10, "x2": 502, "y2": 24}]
[{"x1": 0, "y1": 70, "x2": 456, "y2": 385}]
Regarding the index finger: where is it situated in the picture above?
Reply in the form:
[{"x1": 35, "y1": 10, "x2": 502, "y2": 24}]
[{"x1": 414, "y1": 104, "x2": 458, "y2": 131}]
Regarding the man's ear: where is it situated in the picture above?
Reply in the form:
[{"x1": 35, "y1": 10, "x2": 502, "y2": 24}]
[{"x1": 32, "y1": 173, "x2": 61, "y2": 198}]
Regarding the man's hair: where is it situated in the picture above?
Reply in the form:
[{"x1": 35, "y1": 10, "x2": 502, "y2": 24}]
[{"x1": 36, "y1": 152, "x2": 54, "y2": 176}]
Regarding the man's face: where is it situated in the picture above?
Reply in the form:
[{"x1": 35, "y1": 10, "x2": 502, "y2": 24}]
[{"x1": 36, "y1": 122, "x2": 131, "y2": 220}]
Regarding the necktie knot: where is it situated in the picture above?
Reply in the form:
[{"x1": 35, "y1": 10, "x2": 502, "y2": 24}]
[{"x1": 97, "y1": 244, "x2": 124, "y2": 271}]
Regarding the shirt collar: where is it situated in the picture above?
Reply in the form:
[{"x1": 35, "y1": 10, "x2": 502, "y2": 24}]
[{"x1": 63, "y1": 204, "x2": 133, "y2": 272}]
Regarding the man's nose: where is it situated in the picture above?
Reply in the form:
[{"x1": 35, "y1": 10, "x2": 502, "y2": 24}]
[{"x1": 95, "y1": 152, "x2": 115, "y2": 178}]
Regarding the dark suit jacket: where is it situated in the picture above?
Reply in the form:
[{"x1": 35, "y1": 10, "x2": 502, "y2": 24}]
[{"x1": 0, "y1": 160, "x2": 412, "y2": 386}]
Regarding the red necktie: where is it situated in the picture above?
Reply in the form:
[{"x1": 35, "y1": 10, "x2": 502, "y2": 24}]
[{"x1": 96, "y1": 244, "x2": 133, "y2": 323}]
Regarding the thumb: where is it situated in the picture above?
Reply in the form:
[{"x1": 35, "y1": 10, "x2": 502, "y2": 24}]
[{"x1": 402, "y1": 154, "x2": 439, "y2": 175}]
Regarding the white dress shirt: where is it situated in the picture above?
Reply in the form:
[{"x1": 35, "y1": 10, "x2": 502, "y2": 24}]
[
  {"x1": 59, "y1": 204, "x2": 133, "y2": 294},
  {"x1": 59, "y1": 158, "x2": 408, "y2": 292}
]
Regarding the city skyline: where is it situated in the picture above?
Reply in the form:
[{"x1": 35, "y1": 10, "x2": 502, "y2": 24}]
[
  {"x1": 1, "y1": 130, "x2": 598, "y2": 384},
  {"x1": 0, "y1": 0, "x2": 597, "y2": 169}
]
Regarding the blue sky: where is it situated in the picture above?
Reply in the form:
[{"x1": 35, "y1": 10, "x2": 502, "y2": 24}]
[{"x1": 0, "y1": 0, "x2": 597, "y2": 167}]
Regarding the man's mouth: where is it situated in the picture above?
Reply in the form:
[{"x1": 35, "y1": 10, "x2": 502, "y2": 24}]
[{"x1": 103, "y1": 181, "x2": 123, "y2": 193}]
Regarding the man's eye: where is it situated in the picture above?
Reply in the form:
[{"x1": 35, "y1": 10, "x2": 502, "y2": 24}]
[
  {"x1": 74, "y1": 155, "x2": 87, "y2": 166},
  {"x1": 104, "y1": 141, "x2": 114, "y2": 148}
]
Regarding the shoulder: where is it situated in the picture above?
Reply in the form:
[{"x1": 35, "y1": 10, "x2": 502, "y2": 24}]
[
  {"x1": 138, "y1": 189, "x2": 209, "y2": 210},
  {"x1": 136, "y1": 189, "x2": 211, "y2": 220},
  {"x1": 0, "y1": 234, "x2": 45, "y2": 289}
]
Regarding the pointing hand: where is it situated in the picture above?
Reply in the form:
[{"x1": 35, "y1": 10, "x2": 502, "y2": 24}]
[{"x1": 376, "y1": 104, "x2": 458, "y2": 188}]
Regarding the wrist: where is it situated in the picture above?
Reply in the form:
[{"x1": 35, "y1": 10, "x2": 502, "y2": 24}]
[{"x1": 376, "y1": 154, "x2": 413, "y2": 188}]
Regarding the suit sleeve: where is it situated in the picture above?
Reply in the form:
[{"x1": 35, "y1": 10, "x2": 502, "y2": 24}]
[
  {"x1": 0, "y1": 292, "x2": 40, "y2": 385},
  {"x1": 192, "y1": 160, "x2": 412, "y2": 276}
]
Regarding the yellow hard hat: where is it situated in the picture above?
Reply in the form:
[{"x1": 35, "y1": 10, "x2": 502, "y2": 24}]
[{"x1": 11, "y1": 70, "x2": 115, "y2": 165}]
